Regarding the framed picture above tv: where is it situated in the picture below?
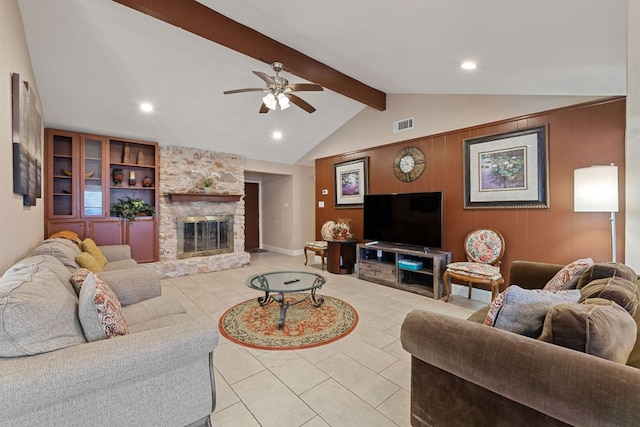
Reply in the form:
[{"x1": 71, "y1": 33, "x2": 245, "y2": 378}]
[
  {"x1": 334, "y1": 157, "x2": 368, "y2": 208},
  {"x1": 463, "y1": 125, "x2": 549, "y2": 209}
]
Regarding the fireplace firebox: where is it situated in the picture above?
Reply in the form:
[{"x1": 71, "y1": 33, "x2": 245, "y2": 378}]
[{"x1": 177, "y1": 215, "x2": 233, "y2": 259}]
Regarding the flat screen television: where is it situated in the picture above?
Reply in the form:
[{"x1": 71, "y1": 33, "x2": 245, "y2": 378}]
[{"x1": 363, "y1": 191, "x2": 443, "y2": 249}]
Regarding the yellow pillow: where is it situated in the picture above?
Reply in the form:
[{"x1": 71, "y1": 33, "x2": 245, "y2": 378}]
[
  {"x1": 81, "y1": 238, "x2": 108, "y2": 268},
  {"x1": 75, "y1": 252, "x2": 104, "y2": 273}
]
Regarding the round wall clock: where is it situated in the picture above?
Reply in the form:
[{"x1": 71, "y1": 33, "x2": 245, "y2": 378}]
[{"x1": 393, "y1": 146, "x2": 426, "y2": 182}]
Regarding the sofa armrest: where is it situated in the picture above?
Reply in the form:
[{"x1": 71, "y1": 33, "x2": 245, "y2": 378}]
[
  {"x1": 0, "y1": 320, "x2": 218, "y2": 422},
  {"x1": 508, "y1": 260, "x2": 564, "y2": 289},
  {"x1": 99, "y1": 244, "x2": 132, "y2": 262},
  {"x1": 401, "y1": 309, "x2": 640, "y2": 426},
  {"x1": 97, "y1": 268, "x2": 161, "y2": 305}
]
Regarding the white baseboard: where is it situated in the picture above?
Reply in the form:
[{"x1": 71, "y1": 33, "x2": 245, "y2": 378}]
[{"x1": 261, "y1": 245, "x2": 303, "y2": 256}]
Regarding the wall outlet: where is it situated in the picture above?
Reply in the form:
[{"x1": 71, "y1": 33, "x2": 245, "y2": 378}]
[{"x1": 318, "y1": 201, "x2": 325, "y2": 208}]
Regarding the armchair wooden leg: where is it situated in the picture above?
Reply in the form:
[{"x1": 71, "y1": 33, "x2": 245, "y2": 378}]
[
  {"x1": 304, "y1": 247, "x2": 309, "y2": 265},
  {"x1": 442, "y1": 271, "x2": 452, "y2": 302}
]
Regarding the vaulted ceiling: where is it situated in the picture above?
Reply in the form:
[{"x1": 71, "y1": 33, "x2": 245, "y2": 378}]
[{"x1": 18, "y1": 0, "x2": 627, "y2": 165}]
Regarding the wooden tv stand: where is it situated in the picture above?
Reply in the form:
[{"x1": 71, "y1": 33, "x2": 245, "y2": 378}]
[{"x1": 357, "y1": 243, "x2": 452, "y2": 300}]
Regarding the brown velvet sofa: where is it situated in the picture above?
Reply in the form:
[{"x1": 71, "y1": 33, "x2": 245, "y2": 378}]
[{"x1": 401, "y1": 261, "x2": 640, "y2": 426}]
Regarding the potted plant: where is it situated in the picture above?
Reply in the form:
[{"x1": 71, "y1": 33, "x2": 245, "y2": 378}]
[
  {"x1": 109, "y1": 196, "x2": 155, "y2": 221},
  {"x1": 203, "y1": 178, "x2": 213, "y2": 194}
]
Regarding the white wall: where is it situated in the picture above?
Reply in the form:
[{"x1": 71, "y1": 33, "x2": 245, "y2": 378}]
[
  {"x1": 0, "y1": 0, "x2": 44, "y2": 273},
  {"x1": 626, "y1": 0, "x2": 640, "y2": 270},
  {"x1": 245, "y1": 158, "x2": 315, "y2": 253}
]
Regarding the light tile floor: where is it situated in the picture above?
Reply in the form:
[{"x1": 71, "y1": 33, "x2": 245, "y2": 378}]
[{"x1": 161, "y1": 251, "x2": 491, "y2": 427}]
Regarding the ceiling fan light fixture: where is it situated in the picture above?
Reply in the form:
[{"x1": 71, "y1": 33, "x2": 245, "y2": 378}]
[
  {"x1": 225, "y1": 62, "x2": 323, "y2": 113},
  {"x1": 262, "y1": 93, "x2": 277, "y2": 110},
  {"x1": 277, "y1": 93, "x2": 290, "y2": 110}
]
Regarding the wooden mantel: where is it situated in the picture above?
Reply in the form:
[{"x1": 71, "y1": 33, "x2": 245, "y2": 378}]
[{"x1": 166, "y1": 193, "x2": 243, "y2": 202}]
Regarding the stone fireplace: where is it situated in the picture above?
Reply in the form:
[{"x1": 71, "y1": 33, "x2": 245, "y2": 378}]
[{"x1": 151, "y1": 145, "x2": 251, "y2": 278}]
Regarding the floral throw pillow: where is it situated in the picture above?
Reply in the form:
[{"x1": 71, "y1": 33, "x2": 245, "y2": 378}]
[
  {"x1": 484, "y1": 287, "x2": 512, "y2": 327},
  {"x1": 70, "y1": 267, "x2": 92, "y2": 295},
  {"x1": 543, "y1": 258, "x2": 594, "y2": 292},
  {"x1": 78, "y1": 273, "x2": 128, "y2": 341}
]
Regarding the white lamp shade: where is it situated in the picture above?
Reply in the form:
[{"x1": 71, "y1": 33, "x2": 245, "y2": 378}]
[
  {"x1": 262, "y1": 93, "x2": 277, "y2": 110},
  {"x1": 574, "y1": 165, "x2": 618, "y2": 212},
  {"x1": 277, "y1": 93, "x2": 290, "y2": 110}
]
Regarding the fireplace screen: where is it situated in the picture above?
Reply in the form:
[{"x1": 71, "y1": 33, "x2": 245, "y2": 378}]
[{"x1": 177, "y1": 215, "x2": 233, "y2": 259}]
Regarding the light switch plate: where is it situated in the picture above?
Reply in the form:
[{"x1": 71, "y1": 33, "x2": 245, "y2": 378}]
[
  {"x1": 318, "y1": 201, "x2": 325, "y2": 208},
  {"x1": 322, "y1": 189, "x2": 328, "y2": 195}
]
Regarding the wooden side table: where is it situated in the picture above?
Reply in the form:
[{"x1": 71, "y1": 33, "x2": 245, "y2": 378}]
[{"x1": 326, "y1": 240, "x2": 357, "y2": 274}]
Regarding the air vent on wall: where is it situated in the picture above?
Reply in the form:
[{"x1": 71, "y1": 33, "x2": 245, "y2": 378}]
[{"x1": 393, "y1": 117, "x2": 414, "y2": 133}]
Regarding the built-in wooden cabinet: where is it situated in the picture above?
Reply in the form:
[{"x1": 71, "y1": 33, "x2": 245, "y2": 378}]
[{"x1": 45, "y1": 128, "x2": 159, "y2": 262}]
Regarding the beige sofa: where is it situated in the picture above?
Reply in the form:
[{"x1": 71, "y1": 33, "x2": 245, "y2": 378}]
[
  {"x1": 401, "y1": 260, "x2": 640, "y2": 426},
  {"x1": 0, "y1": 238, "x2": 218, "y2": 427}
]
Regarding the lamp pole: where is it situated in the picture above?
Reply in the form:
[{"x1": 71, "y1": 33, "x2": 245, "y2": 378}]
[{"x1": 610, "y1": 211, "x2": 617, "y2": 262}]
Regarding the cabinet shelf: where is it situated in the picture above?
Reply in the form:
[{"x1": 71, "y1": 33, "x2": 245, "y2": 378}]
[{"x1": 110, "y1": 161, "x2": 156, "y2": 169}]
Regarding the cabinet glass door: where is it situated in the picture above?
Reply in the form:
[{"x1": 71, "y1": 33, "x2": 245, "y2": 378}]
[
  {"x1": 82, "y1": 138, "x2": 104, "y2": 216},
  {"x1": 51, "y1": 134, "x2": 75, "y2": 216}
]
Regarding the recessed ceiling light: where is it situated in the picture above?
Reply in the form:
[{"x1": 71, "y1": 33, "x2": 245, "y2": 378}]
[
  {"x1": 461, "y1": 61, "x2": 477, "y2": 70},
  {"x1": 273, "y1": 131, "x2": 283, "y2": 140},
  {"x1": 140, "y1": 103, "x2": 153, "y2": 112}
]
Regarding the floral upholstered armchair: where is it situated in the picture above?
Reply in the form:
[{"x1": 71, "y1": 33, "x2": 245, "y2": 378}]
[{"x1": 443, "y1": 229, "x2": 505, "y2": 301}]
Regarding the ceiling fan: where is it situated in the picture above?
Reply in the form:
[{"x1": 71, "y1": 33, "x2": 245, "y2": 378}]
[{"x1": 223, "y1": 62, "x2": 323, "y2": 113}]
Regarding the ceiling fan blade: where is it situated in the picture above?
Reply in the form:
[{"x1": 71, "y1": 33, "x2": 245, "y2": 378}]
[
  {"x1": 288, "y1": 94, "x2": 316, "y2": 113},
  {"x1": 285, "y1": 83, "x2": 324, "y2": 92},
  {"x1": 223, "y1": 88, "x2": 265, "y2": 95},
  {"x1": 259, "y1": 103, "x2": 270, "y2": 114},
  {"x1": 253, "y1": 71, "x2": 276, "y2": 86}
]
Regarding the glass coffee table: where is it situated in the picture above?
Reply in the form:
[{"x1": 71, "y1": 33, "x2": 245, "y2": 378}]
[{"x1": 245, "y1": 271, "x2": 326, "y2": 330}]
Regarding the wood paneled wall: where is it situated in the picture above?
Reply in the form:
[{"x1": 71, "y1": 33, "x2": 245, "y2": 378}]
[{"x1": 315, "y1": 98, "x2": 626, "y2": 285}]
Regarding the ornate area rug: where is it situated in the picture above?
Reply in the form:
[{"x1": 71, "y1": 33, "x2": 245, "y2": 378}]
[{"x1": 219, "y1": 293, "x2": 358, "y2": 350}]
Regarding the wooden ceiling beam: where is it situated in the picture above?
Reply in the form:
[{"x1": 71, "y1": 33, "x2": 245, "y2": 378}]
[{"x1": 113, "y1": 0, "x2": 386, "y2": 111}]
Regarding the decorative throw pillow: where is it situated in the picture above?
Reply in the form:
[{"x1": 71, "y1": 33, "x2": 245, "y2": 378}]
[
  {"x1": 78, "y1": 273, "x2": 128, "y2": 341},
  {"x1": 539, "y1": 300, "x2": 637, "y2": 364},
  {"x1": 484, "y1": 287, "x2": 511, "y2": 326},
  {"x1": 75, "y1": 252, "x2": 104, "y2": 272},
  {"x1": 492, "y1": 285, "x2": 581, "y2": 337},
  {"x1": 543, "y1": 258, "x2": 594, "y2": 292},
  {"x1": 49, "y1": 230, "x2": 82, "y2": 246},
  {"x1": 579, "y1": 277, "x2": 640, "y2": 317},
  {"x1": 81, "y1": 238, "x2": 108, "y2": 267},
  {"x1": 70, "y1": 267, "x2": 92, "y2": 295},
  {"x1": 575, "y1": 262, "x2": 638, "y2": 289}
]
